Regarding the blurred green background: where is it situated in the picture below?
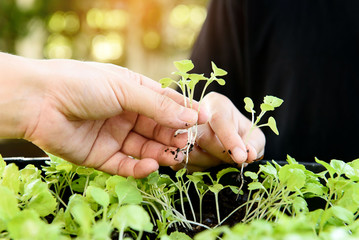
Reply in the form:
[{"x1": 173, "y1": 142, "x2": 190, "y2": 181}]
[{"x1": 0, "y1": 0, "x2": 209, "y2": 157}]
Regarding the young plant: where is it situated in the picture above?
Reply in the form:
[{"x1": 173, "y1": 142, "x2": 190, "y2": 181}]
[
  {"x1": 160, "y1": 60, "x2": 227, "y2": 166},
  {"x1": 236, "y1": 96, "x2": 284, "y2": 193}
]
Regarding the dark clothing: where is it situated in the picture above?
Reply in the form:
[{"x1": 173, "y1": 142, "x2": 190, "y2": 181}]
[{"x1": 191, "y1": 0, "x2": 359, "y2": 162}]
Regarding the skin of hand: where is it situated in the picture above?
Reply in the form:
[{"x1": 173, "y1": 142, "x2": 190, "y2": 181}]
[
  {"x1": 0, "y1": 53, "x2": 208, "y2": 178},
  {"x1": 172, "y1": 92, "x2": 265, "y2": 173}
]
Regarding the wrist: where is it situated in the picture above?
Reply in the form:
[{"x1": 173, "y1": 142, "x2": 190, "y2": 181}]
[{"x1": 0, "y1": 53, "x2": 45, "y2": 139}]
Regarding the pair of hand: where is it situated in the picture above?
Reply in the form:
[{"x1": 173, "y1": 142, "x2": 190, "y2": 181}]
[{"x1": 0, "y1": 53, "x2": 264, "y2": 178}]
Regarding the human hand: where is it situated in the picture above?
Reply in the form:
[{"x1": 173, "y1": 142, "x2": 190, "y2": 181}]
[
  {"x1": 0, "y1": 53, "x2": 208, "y2": 178},
  {"x1": 171, "y1": 92, "x2": 265, "y2": 172}
]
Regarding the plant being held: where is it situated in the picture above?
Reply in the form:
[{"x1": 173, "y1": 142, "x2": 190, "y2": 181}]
[{"x1": 160, "y1": 60, "x2": 227, "y2": 166}]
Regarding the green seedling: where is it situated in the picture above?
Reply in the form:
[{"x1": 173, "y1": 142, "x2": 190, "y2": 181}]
[
  {"x1": 236, "y1": 96, "x2": 284, "y2": 195},
  {"x1": 160, "y1": 60, "x2": 227, "y2": 166}
]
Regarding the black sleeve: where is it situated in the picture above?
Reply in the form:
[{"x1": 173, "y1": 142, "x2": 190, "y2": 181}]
[{"x1": 190, "y1": 0, "x2": 248, "y2": 103}]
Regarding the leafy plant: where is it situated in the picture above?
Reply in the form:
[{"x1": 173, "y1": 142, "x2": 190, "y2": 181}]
[{"x1": 160, "y1": 60, "x2": 227, "y2": 165}]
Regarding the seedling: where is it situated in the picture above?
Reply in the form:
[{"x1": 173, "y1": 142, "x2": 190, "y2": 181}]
[
  {"x1": 160, "y1": 60, "x2": 227, "y2": 166},
  {"x1": 236, "y1": 96, "x2": 284, "y2": 194}
]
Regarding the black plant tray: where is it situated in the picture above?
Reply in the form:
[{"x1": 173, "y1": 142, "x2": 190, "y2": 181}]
[{"x1": 3, "y1": 157, "x2": 50, "y2": 169}]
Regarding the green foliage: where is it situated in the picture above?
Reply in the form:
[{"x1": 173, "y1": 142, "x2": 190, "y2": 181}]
[
  {"x1": 2, "y1": 153, "x2": 359, "y2": 239},
  {"x1": 244, "y1": 95, "x2": 283, "y2": 136}
]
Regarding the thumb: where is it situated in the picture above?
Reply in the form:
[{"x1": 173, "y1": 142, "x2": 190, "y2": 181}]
[{"x1": 117, "y1": 81, "x2": 199, "y2": 129}]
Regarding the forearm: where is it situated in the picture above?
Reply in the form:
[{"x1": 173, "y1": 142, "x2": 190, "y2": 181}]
[{"x1": 0, "y1": 53, "x2": 44, "y2": 139}]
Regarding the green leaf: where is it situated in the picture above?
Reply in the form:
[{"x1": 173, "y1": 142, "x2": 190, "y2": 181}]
[
  {"x1": 92, "y1": 221, "x2": 112, "y2": 240},
  {"x1": 216, "y1": 167, "x2": 240, "y2": 182},
  {"x1": 174, "y1": 59, "x2": 194, "y2": 73},
  {"x1": 159, "y1": 77, "x2": 174, "y2": 88},
  {"x1": 315, "y1": 158, "x2": 336, "y2": 178},
  {"x1": 248, "y1": 182, "x2": 264, "y2": 191},
  {"x1": 56, "y1": 162, "x2": 73, "y2": 173},
  {"x1": 292, "y1": 197, "x2": 308, "y2": 214},
  {"x1": 115, "y1": 181, "x2": 142, "y2": 205},
  {"x1": 0, "y1": 154, "x2": 6, "y2": 176},
  {"x1": 8, "y1": 209, "x2": 61, "y2": 240},
  {"x1": 106, "y1": 175, "x2": 127, "y2": 194},
  {"x1": 263, "y1": 96, "x2": 284, "y2": 108},
  {"x1": 86, "y1": 186, "x2": 110, "y2": 208},
  {"x1": 244, "y1": 171, "x2": 258, "y2": 180},
  {"x1": 113, "y1": 205, "x2": 153, "y2": 232},
  {"x1": 208, "y1": 183, "x2": 224, "y2": 194},
  {"x1": 188, "y1": 74, "x2": 206, "y2": 90},
  {"x1": 70, "y1": 200, "x2": 94, "y2": 235},
  {"x1": 214, "y1": 78, "x2": 226, "y2": 85},
  {"x1": 0, "y1": 186, "x2": 19, "y2": 222},
  {"x1": 167, "y1": 231, "x2": 192, "y2": 240},
  {"x1": 76, "y1": 166, "x2": 95, "y2": 176},
  {"x1": 259, "y1": 164, "x2": 278, "y2": 177},
  {"x1": 211, "y1": 62, "x2": 228, "y2": 77},
  {"x1": 175, "y1": 168, "x2": 187, "y2": 178},
  {"x1": 279, "y1": 166, "x2": 306, "y2": 191},
  {"x1": 268, "y1": 117, "x2": 279, "y2": 135},
  {"x1": 24, "y1": 179, "x2": 57, "y2": 217},
  {"x1": 1, "y1": 163, "x2": 20, "y2": 194},
  {"x1": 322, "y1": 206, "x2": 354, "y2": 226},
  {"x1": 260, "y1": 103, "x2": 275, "y2": 112},
  {"x1": 71, "y1": 176, "x2": 88, "y2": 193},
  {"x1": 244, "y1": 97, "x2": 255, "y2": 113}
]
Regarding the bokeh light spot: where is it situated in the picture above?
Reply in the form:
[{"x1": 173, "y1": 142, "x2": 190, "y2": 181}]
[
  {"x1": 142, "y1": 30, "x2": 161, "y2": 50},
  {"x1": 92, "y1": 32, "x2": 124, "y2": 61}
]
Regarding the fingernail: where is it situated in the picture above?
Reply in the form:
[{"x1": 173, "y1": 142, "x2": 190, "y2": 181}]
[
  {"x1": 178, "y1": 108, "x2": 198, "y2": 125},
  {"x1": 231, "y1": 147, "x2": 247, "y2": 163}
]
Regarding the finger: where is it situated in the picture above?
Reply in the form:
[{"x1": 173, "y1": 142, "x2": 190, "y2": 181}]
[
  {"x1": 243, "y1": 128, "x2": 266, "y2": 163},
  {"x1": 95, "y1": 63, "x2": 209, "y2": 125},
  {"x1": 188, "y1": 144, "x2": 223, "y2": 168},
  {"x1": 209, "y1": 111, "x2": 248, "y2": 164},
  {"x1": 121, "y1": 131, "x2": 185, "y2": 166},
  {"x1": 196, "y1": 124, "x2": 234, "y2": 164},
  {"x1": 133, "y1": 115, "x2": 188, "y2": 148},
  {"x1": 96, "y1": 152, "x2": 159, "y2": 178}
]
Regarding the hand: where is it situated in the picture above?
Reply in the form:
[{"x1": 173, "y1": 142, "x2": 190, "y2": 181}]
[
  {"x1": 172, "y1": 92, "x2": 265, "y2": 172},
  {"x1": 0, "y1": 53, "x2": 208, "y2": 178}
]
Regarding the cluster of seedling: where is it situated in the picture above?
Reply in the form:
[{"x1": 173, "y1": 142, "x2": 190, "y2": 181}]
[
  {"x1": 160, "y1": 60, "x2": 283, "y2": 170},
  {"x1": 160, "y1": 60, "x2": 227, "y2": 165}
]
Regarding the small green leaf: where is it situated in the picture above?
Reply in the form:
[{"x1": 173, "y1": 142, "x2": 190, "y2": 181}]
[
  {"x1": 113, "y1": 205, "x2": 153, "y2": 232},
  {"x1": 8, "y1": 209, "x2": 61, "y2": 240},
  {"x1": 70, "y1": 200, "x2": 94, "y2": 234},
  {"x1": 211, "y1": 62, "x2": 228, "y2": 77},
  {"x1": 263, "y1": 96, "x2": 284, "y2": 108},
  {"x1": 208, "y1": 183, "x2": 224, "y2": 194},
  {"x1": 24, "y1": 179, "x2": 57, "y2": 217},
  {"x1": 244, "y1": 97, "x2": 255, "y2": 113},
  {"x1": 279, "y1": 166, "x2": 306, "y2": 191},
  {"x1": 248, "y1": 182, "x2": 264, "y2": 190},
  {"x1": 86, "y1": 186, "x2": 110, "y2": 208},
  {"x1": 56, "y1": 162, "x2": 73, "y2": 173},
  {"x1": 216, "y1": 167, "x2": 240, "y2": 182},
  {"x1": 215, "y1": 78, "x2": 226, "y2": 85},
  {"x1": 167, "y1": 231, "x2": 192, "y2": 240},
  {"x1": 76, "y1": 166, "x2": 95, "y2": 176},
  {"x1": 0, "y1": 186, "x2": 19, "y2": 222},
  {"x1": 92, "y1": 221, "x2": 112, "y2": 240},
  {"x1": 260, "y1": 103, "x2": 275, "y2": 112},
  {"x1": 268, "y1": 117, "x2": 279, "y2": 135},
  {"x1": 159, "y1": 77, "x2": 174, "y2": 88},
  {"x1": 1, "y1": 163, "x2": 20, "y2": 194},
  {"x1": 175, "y1": 168, "x2": 187, "y2": 178},
  {"x1": 115, "y1": 181, "x2": 142, "y2": 205},
  {"x1": 244, "y1": 171, "x2": 258, "y2": 180},
  {"x1": 292, "y1": 197, "x2": 308, "y2": 214},
  {"x1": 174, "y1": 59, "x2": 194, "y2": 73}
]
